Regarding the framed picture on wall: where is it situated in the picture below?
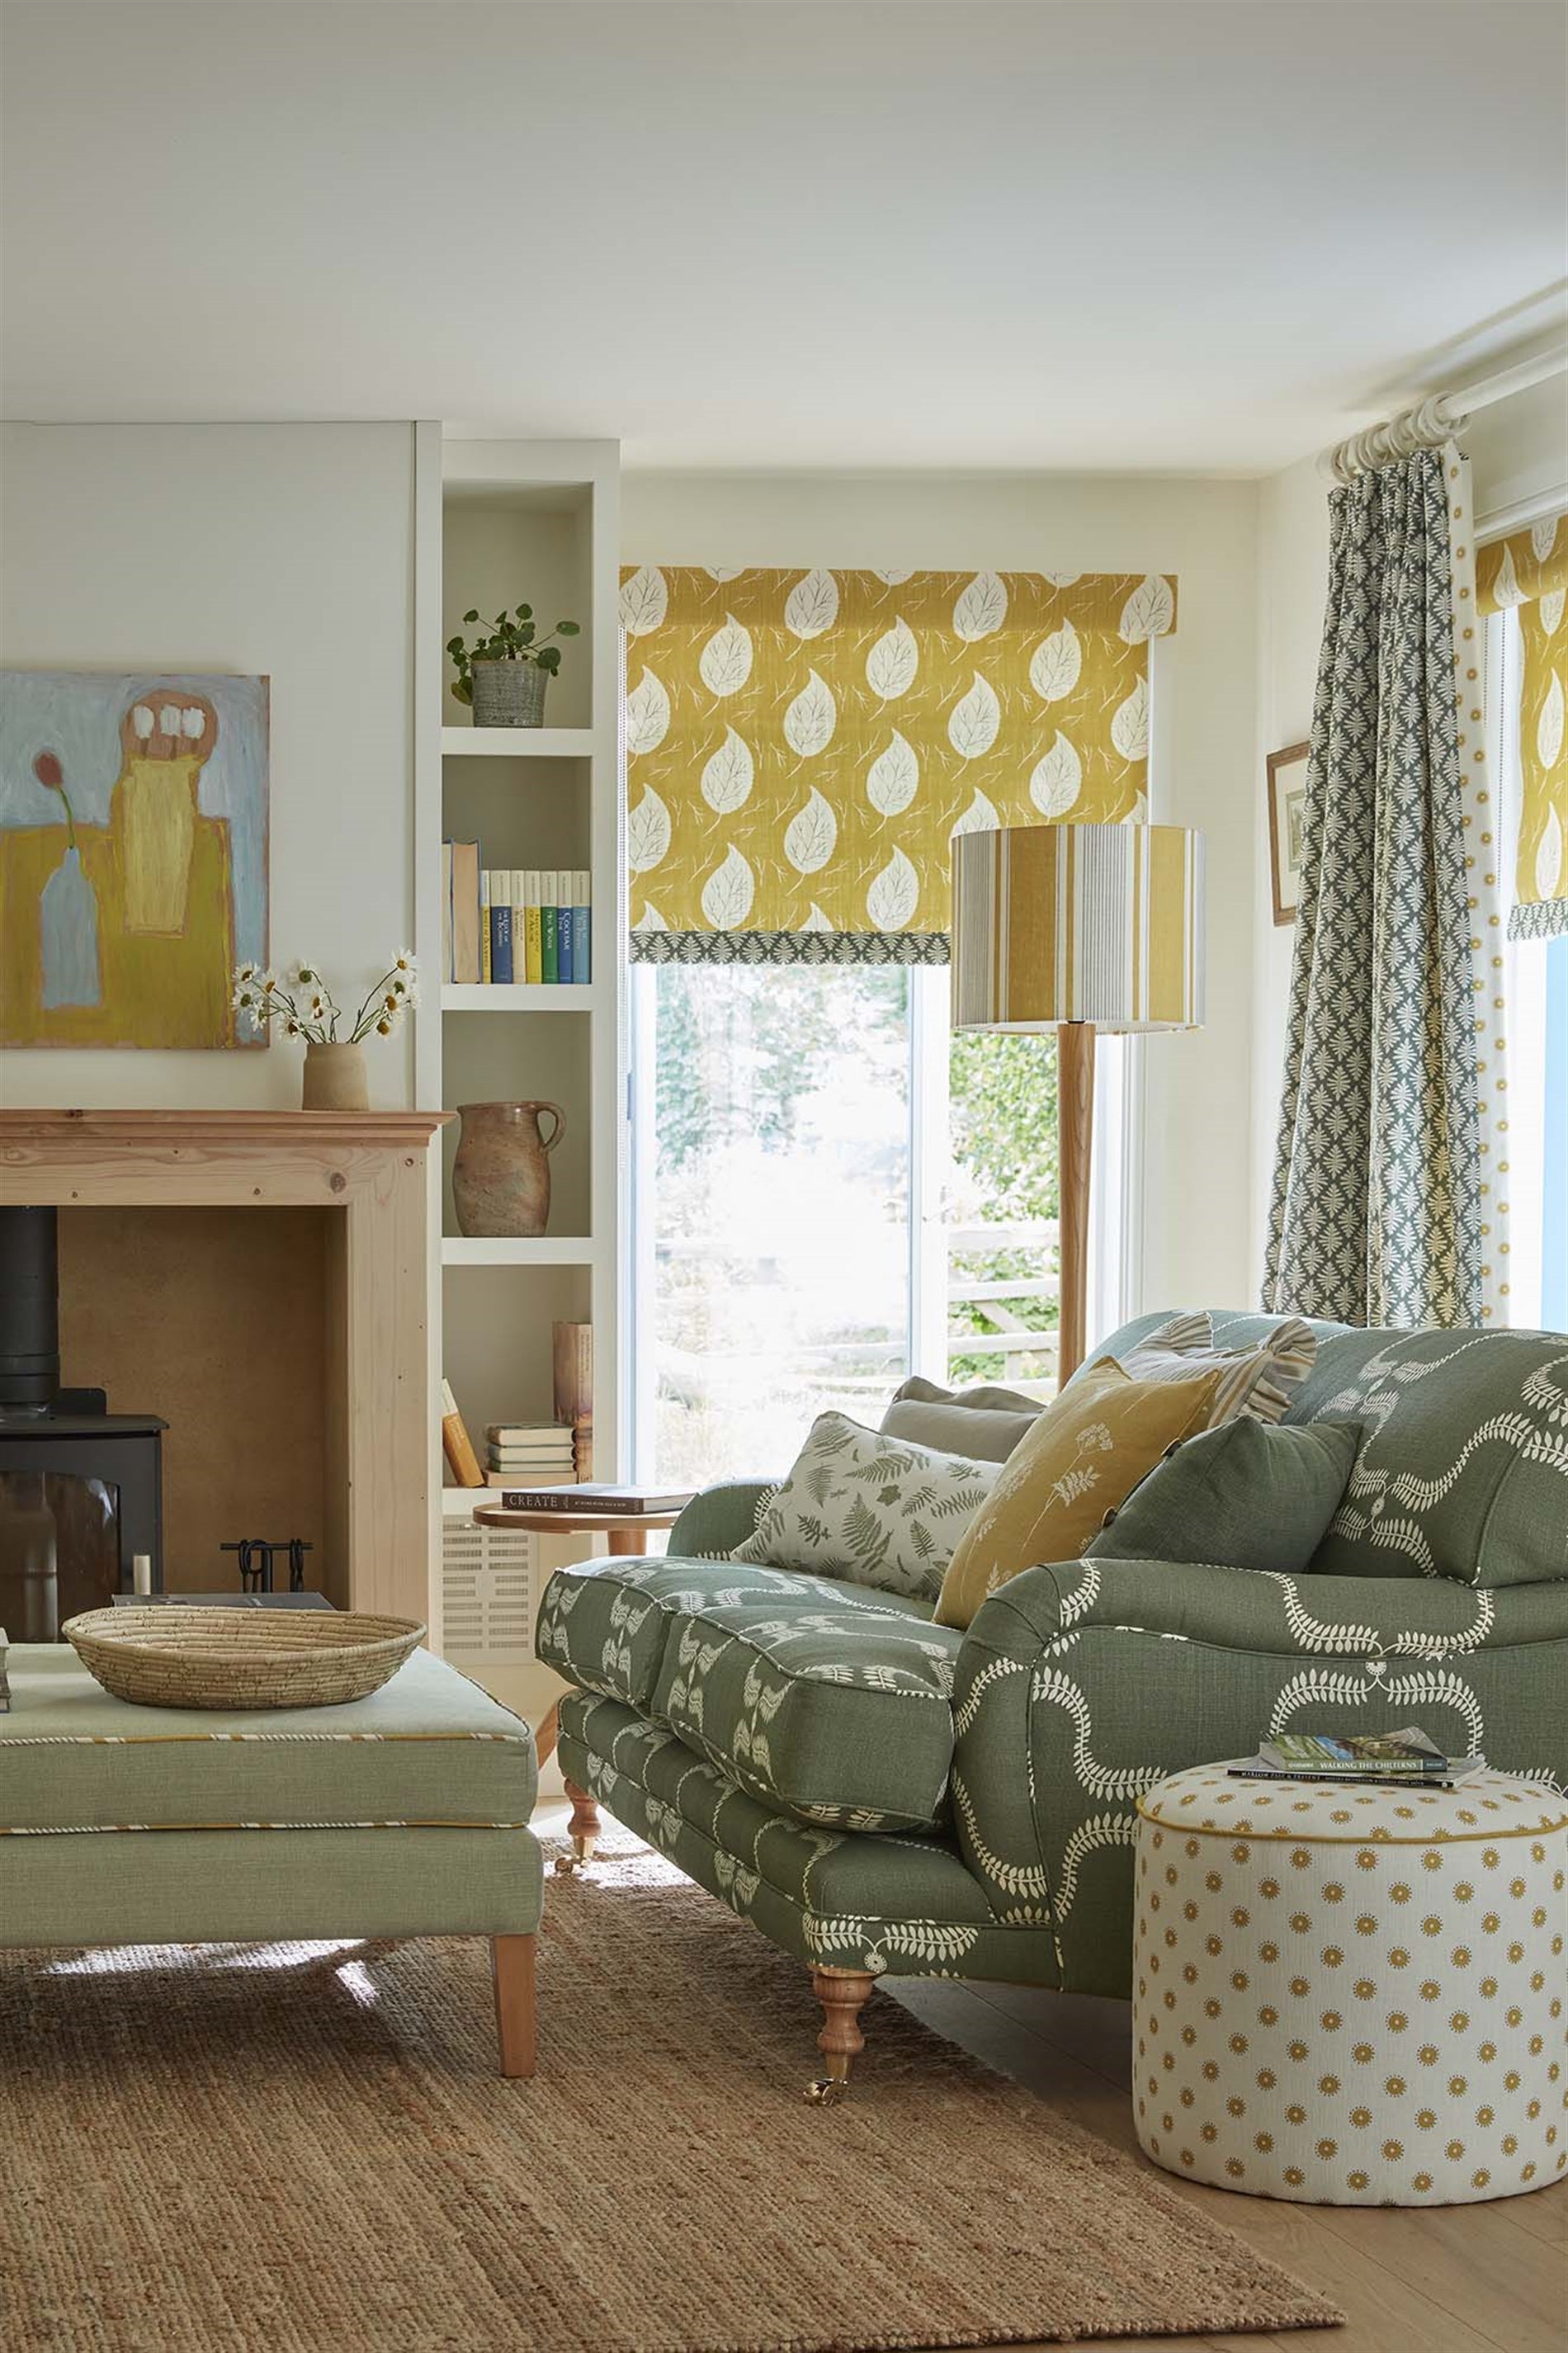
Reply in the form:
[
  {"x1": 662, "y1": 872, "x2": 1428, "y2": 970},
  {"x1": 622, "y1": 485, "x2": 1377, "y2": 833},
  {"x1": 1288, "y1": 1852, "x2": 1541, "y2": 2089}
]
[{"x1": 1267, "y1": 740, "x2": 1311, "y2": 926}]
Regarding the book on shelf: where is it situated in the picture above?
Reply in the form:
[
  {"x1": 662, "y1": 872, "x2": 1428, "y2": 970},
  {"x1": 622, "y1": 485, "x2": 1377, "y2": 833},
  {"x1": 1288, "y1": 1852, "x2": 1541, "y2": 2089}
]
[
  {"x1": 439, "y1": 1379, "x2": 485, "y2": 1489},
  {"x1": 497, "y1": 1482, "x2": 693, "y2": 1514},
  {"x1": 0, "y1": 1626, "x2": 7, "y2": 1713},
  {"x1": 449, "y1": 840, "x2": 482, "y2": 984},
  {"x1": 451, "y1": 867, "x2": 592, "y2": 986},
  {"x1": 487, "y1": 1448, "x2": 576, "y2": 1471},
  {"x1": 485, "y1": 1421, "x2": 574, "y2": 1445}
]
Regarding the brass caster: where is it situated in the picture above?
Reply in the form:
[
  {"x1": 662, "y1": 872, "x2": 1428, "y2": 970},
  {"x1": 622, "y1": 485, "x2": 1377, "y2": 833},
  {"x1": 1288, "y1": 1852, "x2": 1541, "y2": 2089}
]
[
  {"x1": 805, "y1": 2076, "x2": 849, "y2": 2106},
  {"x1": 553, "y1": 1855, "x2": 583, "y2": 1877}
]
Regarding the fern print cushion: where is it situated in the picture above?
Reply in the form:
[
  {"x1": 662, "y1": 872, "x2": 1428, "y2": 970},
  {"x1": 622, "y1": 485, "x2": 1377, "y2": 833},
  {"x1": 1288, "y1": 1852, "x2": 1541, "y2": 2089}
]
[{"x1": 730, "y1": 1413, "x2": 999, "y2": 1603}]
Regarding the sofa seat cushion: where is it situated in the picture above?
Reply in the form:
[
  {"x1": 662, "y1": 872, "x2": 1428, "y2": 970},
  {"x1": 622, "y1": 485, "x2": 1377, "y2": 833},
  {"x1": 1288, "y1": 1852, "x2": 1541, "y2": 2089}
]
[
  {"x1": 649, "y1": 1584, "x2": 961, "y2": 1834},
  {"x1": 536, "y1": 1553, "x2": 929, "y2": 1715},
  {"x1": 536, "y1": 1552, "x2": 960, "y2": 1833}
]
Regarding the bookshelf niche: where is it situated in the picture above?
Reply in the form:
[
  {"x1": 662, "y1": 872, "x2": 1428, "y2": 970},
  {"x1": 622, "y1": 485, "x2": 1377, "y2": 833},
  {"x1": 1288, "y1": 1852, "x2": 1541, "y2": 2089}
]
[{"x1": 414, "y1": 437, "x2": 624, "y2": 1716}]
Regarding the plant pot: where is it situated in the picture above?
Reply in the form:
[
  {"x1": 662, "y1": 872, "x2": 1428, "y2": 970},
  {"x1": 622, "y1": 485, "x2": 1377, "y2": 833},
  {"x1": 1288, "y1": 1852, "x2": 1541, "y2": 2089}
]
[
  {"x1": 301, "y1": 1042, "x2": 369, "y2": 1112},
  {"x1": 470, "y1": 660, "x2": 549, "y2": 729},
  {"x1": 451, "y1": 1101, "x2": 565, "y2": 1236}
]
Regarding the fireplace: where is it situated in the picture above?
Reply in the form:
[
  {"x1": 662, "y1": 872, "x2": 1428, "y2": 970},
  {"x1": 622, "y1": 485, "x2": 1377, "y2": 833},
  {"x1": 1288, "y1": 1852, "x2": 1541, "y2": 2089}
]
[
  {"x1": 0, "y1": 1204, "x2": 166, "y2": 1632},
  {"x1": 0, "y1": 1111, "x2": 446, "y2": 1631}
]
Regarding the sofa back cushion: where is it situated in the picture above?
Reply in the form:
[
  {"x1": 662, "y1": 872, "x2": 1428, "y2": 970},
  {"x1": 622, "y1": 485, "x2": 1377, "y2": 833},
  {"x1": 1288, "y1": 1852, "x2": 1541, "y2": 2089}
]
[
  {"x1": 881, "y1": 1376, "x2": 1044, "y2": 1462},
  {"x1": 1296, "y1": 1326, "x2": 1568, "y2": 1589}
]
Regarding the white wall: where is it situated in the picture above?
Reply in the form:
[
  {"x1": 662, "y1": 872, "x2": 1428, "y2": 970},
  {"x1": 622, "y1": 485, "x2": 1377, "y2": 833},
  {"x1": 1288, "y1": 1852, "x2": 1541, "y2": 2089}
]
[
  {"x1": 622, "y1": 471, "x2": 1262, "y2": 1321},
  {"x1": 1251, "y1": 382, "x2": 1568, "y2": 1287},
  {"x1": 0, "y1": 423, "x2": 417, "y2": 1108}
]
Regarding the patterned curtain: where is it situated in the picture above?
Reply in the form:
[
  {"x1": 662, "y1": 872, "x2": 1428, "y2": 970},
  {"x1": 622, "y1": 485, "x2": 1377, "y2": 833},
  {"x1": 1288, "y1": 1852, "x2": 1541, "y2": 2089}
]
[
  {"x1": 1476, "y1": 510, "x2": 1568, "y2": 941},
  {"x1": 620, "y1": 566, "x2": 1176, "y2": 963},
  {"x1": 1264, "y1": 443, "x2": 1504, "y2": 1329}
]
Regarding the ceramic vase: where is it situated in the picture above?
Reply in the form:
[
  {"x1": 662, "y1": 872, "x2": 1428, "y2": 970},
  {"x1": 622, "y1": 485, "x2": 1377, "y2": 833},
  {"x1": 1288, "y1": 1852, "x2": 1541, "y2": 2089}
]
[
  {"x1": 451, "y1": 1101, "x2": 565, "y2": 1236},
  {"x1": 301, "y1": 1042, "x2": 369, "y2": 1111}
]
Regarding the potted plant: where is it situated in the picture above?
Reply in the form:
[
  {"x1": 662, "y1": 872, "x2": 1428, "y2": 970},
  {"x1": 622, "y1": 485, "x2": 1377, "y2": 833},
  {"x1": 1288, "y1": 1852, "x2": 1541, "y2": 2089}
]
[
  {"x1": 231, "y1": 953, "x2": 418, "y2": 1108},
  {"x1": 447, "y1": 606, "x2": 580, "y2": 728}
]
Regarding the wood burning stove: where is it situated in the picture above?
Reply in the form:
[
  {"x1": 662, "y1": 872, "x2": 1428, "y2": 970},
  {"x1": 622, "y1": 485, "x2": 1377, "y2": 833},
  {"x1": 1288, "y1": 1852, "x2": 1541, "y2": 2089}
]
[{"x1": 0, "y1": 1206, "x2": 165, "y2": 1622}]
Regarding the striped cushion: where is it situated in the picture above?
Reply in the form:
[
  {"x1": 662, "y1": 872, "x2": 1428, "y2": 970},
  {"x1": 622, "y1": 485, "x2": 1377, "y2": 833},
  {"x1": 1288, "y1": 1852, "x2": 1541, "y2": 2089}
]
[{"x1": 1105, "y1": 1311, "x2": 1315, "y2": 1428}]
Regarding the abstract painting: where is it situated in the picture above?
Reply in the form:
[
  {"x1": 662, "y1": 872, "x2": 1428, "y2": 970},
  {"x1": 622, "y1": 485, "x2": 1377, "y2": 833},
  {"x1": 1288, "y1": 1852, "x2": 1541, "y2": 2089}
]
[{"x1": 0, "y1": 671, "x2": 268, "y2": 1047}]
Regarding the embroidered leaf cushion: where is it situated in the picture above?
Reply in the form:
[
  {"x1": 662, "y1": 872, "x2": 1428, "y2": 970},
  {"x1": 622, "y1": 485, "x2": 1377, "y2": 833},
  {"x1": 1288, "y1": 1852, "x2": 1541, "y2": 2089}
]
[
  {"x1": 1086, "y1": 1418, "x2": 1362, "y2": 1575},
  {"x1": 933, "y1": 1363, "x2": 1226, "y2": 1628},
  {"x1": 730, "y1": 1413, "x2": 999, "y2": 1604}
]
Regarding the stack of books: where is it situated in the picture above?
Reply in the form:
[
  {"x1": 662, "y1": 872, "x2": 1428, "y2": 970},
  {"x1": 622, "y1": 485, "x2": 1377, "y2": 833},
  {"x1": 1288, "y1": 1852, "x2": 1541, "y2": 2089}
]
[
  {"x1": 485, "y1": 1421, "x2": 578, "y2": 1487},
  {"x1": 1229, "y1": 1729, "x2": 1484, "y2": 1792},
  {"x1": 440, "y1": 843, "x2": 592, "y2": 985}
]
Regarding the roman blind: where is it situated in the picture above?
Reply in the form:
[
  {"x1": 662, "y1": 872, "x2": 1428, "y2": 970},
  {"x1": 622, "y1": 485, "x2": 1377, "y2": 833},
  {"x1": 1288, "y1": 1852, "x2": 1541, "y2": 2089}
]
[
  {"x1": 620, "y1": 565, "x2": 1178, "y2": 962},
  {"x1": 1476, "y1": 510, "x2": 1568, "y2": 941}
]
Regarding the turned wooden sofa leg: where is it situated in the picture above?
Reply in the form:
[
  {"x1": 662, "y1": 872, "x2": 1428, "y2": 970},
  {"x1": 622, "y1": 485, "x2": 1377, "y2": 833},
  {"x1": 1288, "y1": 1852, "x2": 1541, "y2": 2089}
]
[
  {"x1": 491, "y1": 1933, "x2": 537, "y2": 2079},
  {"x1": 807, "y1": 1965, "x2": 880, "y2": 2105},
  {"x1": 555, "y1": 1777, "x2": 601, "y2": 1874}
]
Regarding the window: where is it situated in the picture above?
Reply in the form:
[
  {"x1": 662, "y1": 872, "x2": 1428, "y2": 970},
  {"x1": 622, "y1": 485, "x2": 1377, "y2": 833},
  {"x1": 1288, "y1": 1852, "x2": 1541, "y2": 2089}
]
[
  {"x1": 1491, "y1": 603, "x2": 1568, "y2": 1330},
  {"x1": 629, "y1": 967, "x2": 1128, "y2": 1485}
]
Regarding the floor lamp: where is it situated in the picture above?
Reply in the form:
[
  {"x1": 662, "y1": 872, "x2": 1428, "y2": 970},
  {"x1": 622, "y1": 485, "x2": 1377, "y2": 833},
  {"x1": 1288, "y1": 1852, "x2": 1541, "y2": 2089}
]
[{"x1": 951, "y1": 822, "x2": 1205, "y2": 1383}]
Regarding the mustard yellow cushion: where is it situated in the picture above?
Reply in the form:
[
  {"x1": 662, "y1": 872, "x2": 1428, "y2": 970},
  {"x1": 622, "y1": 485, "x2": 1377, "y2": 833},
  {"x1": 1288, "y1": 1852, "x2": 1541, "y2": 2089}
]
[{"x1": 933, "y1": 1363, "x2": 1226, "y2": 1628}]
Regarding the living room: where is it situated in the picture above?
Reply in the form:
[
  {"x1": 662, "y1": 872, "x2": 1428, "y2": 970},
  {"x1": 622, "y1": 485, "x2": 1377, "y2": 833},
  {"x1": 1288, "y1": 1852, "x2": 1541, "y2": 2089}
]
[{"x1": 1, "y1": 5, "x2": 1564, "y2": 2349}]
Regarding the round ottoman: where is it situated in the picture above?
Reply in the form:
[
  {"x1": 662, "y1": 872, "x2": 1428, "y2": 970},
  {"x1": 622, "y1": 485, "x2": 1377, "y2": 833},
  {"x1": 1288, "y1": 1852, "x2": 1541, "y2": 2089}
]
[{"x1": 1132, "y1": 1762, "x2": 1566, "y2": 2205}]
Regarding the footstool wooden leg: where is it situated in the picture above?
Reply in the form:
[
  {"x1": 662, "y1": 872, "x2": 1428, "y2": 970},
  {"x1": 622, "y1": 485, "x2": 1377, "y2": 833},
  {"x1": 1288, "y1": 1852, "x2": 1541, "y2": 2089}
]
[
  {"x1": 492, "y1": 1933, "x2": 537, "y2": 2078},
  {"x1": 807, "y1": 1965, "x2": 879, "y2": 2105}
]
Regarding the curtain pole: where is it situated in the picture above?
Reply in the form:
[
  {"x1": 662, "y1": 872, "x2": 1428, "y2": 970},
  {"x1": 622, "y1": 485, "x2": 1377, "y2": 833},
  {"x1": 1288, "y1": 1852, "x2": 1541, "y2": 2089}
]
[{"x1": 1322, "y1": 340, "x2": 1568, "y2": 485}]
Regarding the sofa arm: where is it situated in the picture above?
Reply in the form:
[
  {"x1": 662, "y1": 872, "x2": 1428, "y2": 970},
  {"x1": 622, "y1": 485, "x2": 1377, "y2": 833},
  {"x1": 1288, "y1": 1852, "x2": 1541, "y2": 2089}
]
[
  {"x1": 665, "y1": 1478, "x2": 776, "y2": 1559},
  {"x1": 951, "y1": 1557, "x2": 1568, "y2": 1998}
]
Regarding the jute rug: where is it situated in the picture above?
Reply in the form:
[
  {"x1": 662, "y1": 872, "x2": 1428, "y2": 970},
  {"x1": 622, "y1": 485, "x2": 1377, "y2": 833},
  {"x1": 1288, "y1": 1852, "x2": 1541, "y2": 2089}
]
[{"x1": 0, "y1": 1828, "x2": 1341, "y2": 2352}]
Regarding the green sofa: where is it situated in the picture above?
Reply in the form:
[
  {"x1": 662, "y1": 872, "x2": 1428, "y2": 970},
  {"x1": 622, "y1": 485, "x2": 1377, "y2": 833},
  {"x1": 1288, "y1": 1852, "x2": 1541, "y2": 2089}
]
[{"x1": 538, "y1": 1311, "x2": 1568, "y2": 2096}]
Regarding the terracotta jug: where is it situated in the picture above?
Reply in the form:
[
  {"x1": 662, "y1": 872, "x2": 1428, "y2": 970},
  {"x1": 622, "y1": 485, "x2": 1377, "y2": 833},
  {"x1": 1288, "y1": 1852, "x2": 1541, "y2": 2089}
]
[{"x1": 452, "y1": 1101, "x2": 566, "y2": 1237}]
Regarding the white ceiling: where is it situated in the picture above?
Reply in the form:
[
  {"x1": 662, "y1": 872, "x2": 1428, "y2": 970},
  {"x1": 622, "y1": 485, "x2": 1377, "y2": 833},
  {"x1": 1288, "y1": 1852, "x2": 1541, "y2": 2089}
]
[{"x1": 2, "y1": 1, "x2": 1565, "y2": 474}]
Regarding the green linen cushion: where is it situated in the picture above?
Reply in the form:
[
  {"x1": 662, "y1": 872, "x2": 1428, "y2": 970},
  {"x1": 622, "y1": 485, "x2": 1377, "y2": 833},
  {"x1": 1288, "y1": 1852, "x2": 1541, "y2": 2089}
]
[
  {"x1": 730, "y1": 1413, "x2": 998, "y2": 1603},
  {"x1": 1085, "y1": 1418, "x2": 1360, "y2": 1575},
  {"x1": 881, "y1": 1377, "x2": 1044, "y2": 1462}
]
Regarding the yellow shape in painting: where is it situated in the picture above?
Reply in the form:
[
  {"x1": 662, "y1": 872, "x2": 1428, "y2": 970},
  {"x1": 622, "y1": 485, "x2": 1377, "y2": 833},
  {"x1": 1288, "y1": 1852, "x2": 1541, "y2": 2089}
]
[{"x1": 116, "y1": 755, "x2": 204, "y2": 934}]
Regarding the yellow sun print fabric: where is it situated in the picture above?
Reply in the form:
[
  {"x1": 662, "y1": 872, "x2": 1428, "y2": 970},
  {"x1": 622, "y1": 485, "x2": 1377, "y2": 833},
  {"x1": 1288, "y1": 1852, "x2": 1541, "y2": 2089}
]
[{"x1": 620, "y1": 566, "x2": 1178, "y2": 956}]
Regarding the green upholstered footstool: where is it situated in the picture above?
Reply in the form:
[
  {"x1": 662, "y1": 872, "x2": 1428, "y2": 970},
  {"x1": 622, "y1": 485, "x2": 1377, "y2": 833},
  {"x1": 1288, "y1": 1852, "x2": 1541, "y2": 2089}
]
[{"x1": 0, "y1": 1643, "x2": 542, "y2": 2077}]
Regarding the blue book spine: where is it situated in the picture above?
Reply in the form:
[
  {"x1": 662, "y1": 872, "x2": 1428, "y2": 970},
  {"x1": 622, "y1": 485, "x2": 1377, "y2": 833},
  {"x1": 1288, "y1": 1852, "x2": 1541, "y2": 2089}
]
[
  {"x1": 572, "y1": 899, "x2": 590, "y2": 984},
  {"x1": 490, "y1": 903, "x2": 513, "y2": 985}
]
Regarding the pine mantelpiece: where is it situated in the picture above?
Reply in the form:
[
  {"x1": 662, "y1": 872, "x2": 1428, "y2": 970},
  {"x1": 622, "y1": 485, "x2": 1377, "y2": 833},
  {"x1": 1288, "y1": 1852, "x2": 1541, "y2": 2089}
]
[{"x1": 0, "y1": 1109, "x2": 451, "y2": 1628}]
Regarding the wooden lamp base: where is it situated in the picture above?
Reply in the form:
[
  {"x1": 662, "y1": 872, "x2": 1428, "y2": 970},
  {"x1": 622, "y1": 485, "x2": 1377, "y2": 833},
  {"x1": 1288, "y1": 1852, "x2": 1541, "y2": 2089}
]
[{"x1": 1056, "y1": 1022, "x2": 1095, "y2": 1386}]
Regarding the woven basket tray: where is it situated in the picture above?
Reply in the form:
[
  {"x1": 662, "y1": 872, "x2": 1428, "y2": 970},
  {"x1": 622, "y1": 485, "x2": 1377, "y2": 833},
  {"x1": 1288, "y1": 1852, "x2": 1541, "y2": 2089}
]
[{"x1": 62, "y1": 1608, "x2": 426, "y2": 1712}]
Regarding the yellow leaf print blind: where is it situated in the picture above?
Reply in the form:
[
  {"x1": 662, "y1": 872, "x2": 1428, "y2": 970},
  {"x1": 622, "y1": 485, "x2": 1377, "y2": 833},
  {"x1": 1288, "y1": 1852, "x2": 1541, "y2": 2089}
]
[
  {"x1": 1476, "y1": 510, "x2": 1568, "y2": 942},
  {"x1": 620, "y1": 566, "x2": 1178, "y2": 962}
]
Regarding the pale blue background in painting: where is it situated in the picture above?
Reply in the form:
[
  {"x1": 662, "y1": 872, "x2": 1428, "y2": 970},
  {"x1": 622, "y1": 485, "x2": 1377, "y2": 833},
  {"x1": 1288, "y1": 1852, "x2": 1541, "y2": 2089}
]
[{"x1": 0, "y1": 669, "x2": 268, "y2": 964}]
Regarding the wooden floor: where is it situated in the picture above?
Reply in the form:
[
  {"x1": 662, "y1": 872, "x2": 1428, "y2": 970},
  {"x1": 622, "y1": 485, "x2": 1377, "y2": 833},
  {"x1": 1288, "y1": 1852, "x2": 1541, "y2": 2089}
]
[
  {"x1": 535, "y1": 1805, "x2": 1565, "y2": 2353},
  {"x1": 894, "y1": 1974, "x2": 1567, "y2": 2353}
]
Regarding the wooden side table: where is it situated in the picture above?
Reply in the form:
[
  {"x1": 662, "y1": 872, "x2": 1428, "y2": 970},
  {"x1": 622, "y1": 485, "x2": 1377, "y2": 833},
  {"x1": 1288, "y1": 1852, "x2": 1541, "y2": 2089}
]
[{"x1": 472, "y1": 1499, "x2": 691, "y2": 1773}]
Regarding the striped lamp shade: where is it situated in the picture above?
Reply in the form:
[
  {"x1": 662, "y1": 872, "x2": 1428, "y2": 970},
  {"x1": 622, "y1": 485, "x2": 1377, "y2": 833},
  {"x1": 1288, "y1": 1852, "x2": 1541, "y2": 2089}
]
[{"x1": 952, "y1": 823, "x2": 1205, "y2": 1032}]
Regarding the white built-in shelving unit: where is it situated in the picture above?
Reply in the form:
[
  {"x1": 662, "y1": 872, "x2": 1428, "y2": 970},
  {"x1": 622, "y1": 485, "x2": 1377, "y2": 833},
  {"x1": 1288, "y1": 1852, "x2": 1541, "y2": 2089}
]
[{"x1": 413, "y1": 432, "x2": 624, "y2": 1691}]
